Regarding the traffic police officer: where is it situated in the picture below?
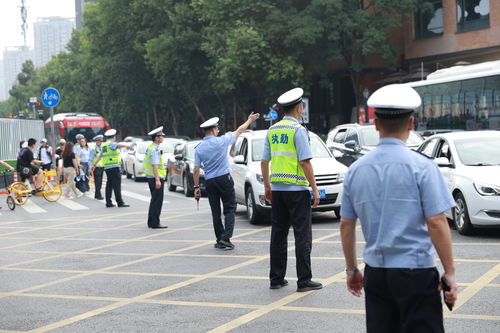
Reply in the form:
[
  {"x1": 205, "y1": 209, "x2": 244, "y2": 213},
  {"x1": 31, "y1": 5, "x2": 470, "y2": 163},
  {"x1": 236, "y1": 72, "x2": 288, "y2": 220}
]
[
  {"x1": 142, "y1": 126, "x2": 168, "y2": 229},
  {"x1": 89, "y1": 135, "x2": 104, "y2": 200},
  {"x1": 91, "y1": 129, "x2": 132, "y2": 207},
  {"x1": 261, "y1": 87, "x2": 323, "y2": 292},
  {"x1": 340, "y1": 84, "x2": 458, "y2": 332},
  {"x1": 193, "y1": 113, "x2": 260, "y2": 249}
]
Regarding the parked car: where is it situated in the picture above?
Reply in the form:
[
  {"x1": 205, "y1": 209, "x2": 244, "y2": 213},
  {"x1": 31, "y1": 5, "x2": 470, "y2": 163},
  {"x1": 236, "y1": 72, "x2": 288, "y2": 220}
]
[
  {"x1": 121, "y1": 136, "x2": 146, "y2": 175},
  {"x1": 416, "y1": 129, "x2": 464, "y2": 139},
  {"x1": 230, "y1": 130, "x2": 347, "y2": 224},
  {"x1": 417, "y1": 131, "x2": 500, "y2": 235},
  {"x1": 166, "y1": 140, "x2": 206, "y2": 197},
  {"x1": 326, "y1": 123, "x2": 423, "y2": 167},
  {"x1": 124, "y1": 140, "x2": 175, "y2": 181}
]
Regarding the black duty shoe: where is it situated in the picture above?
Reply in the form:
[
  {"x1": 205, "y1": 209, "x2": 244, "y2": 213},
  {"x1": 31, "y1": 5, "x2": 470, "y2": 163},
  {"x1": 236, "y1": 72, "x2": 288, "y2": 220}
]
[
  {"x1": 95, "y1": 196, "x2": 104, "y2": 200},
  {"x1": 297, "y1": 280, "x2": 323, "y2": 292},
  {"x1": 150, "y1": 224, "x2": 168, "y2": 229},
  {"x1": 214, "y1": 242, "x2": 226, "y2": 249},
  {"x1": 219, "y1": 239, "x2": 235, "y2": 250},
  {"x1": 270, "y1": 279, "x2": 289, "y2": 290},
  {"x1": 118, "y1": 203, "x2": 130, "y2": 207},
  {"x1": 106, "y1": 203, "x2": 116, "y2": 208}
]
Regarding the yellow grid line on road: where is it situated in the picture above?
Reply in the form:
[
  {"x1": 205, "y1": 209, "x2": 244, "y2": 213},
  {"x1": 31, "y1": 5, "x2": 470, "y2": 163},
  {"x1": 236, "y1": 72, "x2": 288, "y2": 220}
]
[{"x1": 22, "y1": 228, "x2": 338, "y2": 332}]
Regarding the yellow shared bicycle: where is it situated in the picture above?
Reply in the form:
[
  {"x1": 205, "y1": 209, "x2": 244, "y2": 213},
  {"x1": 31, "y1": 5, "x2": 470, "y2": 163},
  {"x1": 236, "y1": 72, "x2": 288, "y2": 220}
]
[{"x1": 10, "y1": 169, "x2": 62, "y2": 204}]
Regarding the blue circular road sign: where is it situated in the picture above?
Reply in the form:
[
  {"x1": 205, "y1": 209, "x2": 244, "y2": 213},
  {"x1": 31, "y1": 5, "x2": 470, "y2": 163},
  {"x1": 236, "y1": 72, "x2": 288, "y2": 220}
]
[
  {"x1": 41, "y1": 88, "x2": 61, "y2": 107},
  {"x1": 269, "y1": 110, "x2": 278, "y2": 120}
]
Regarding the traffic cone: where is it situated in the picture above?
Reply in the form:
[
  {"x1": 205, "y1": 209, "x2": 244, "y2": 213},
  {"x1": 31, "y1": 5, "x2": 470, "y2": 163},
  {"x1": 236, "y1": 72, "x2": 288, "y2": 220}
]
[{"x1": 13, "y1": 172, "x2": 18, "y2": 182}]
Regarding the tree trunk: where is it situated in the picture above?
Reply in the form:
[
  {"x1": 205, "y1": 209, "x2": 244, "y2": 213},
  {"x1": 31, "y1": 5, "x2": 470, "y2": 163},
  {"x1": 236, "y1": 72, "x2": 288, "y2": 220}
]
[{"x1": 169, "y1": 106, "x2": 179, "y2": 136}]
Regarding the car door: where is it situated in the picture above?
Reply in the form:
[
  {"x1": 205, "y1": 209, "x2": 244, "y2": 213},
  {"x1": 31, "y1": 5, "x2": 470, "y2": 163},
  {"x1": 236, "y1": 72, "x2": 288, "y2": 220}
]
[
  {"x1": 171, "y1": 143, "x2": 184, "y2": 186},
  {"x1": 342, "y1": 128, "x2": 361, "y2": 166},
  {"x1": 231, "y1": 137, "x2": 247, "y2": 203},
  {"x1": 331, "y1": 128, "x2": 348, "y2": 165},
  {"x1": 434, "y1": 138, "x2": 455, "y2": 190}
]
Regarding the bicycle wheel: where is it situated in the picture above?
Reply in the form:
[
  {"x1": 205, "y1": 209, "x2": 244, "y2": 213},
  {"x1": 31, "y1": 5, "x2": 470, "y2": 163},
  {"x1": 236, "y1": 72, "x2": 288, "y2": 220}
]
[
  {"x1": 10, "y1": 182, "x2": 29, "y2": 205},
  {"x1": 6, "y1": 196, "x2": 15, "y2": 210},
  {"x1": 42, "y1": 180, "x2": 62, "y2": 202}
]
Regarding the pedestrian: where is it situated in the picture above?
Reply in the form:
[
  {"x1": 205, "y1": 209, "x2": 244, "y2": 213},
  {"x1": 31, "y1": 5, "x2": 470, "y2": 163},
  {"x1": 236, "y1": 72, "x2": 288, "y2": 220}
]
[
  {"x1": 193, "y1": 113, "x2": 260, "y2": 249},
  {"x1": 56, "y1": 139, "x2": 66, "y2": 184},
  {"x1": 38, "y1": 138, "x2": 53, "y2": 171},
  {"x1": 339, "y1": 84, "x2": 458, "y2": 333},
  {"x1": 142, "y1": 126, "x2": 168, "y2": 229},
  {"x1": 260, "y1": 87, "x2": 323, "y2": 292},
  {"x1": 18, "y1": 138, "x2": 44, "y2": 192},
  {"x1": 91, "y1": 129, "x2": 133, "y2": 208},
  {"x1": 62, "y1": 142, "x2": 83, "y2": 199},
  {"x1": 76, "y1": 137, "x2": 91, "y2": 192},
  {"x1": 89, "y1": 135, "x2": 104, "y2": 200}
]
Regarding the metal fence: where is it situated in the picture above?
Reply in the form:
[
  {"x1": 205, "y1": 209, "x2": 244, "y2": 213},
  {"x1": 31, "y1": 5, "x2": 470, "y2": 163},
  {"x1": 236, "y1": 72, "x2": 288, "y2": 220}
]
[{"x1": 0, "y1": 118, "x2": 45, "y2": 160}]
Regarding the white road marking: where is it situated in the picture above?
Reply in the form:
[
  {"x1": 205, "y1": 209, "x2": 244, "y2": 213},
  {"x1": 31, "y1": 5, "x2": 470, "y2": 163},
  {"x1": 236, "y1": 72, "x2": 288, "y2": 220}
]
[
  {"x1": 122, "y1": 190, "x2": 171, "y2": 203},
  {"x1": 57, "y1": 197, "x2": 89, "y2": 210},
  {"x1": 20, "y1": 200, "x2": 47, "y2": 213}
]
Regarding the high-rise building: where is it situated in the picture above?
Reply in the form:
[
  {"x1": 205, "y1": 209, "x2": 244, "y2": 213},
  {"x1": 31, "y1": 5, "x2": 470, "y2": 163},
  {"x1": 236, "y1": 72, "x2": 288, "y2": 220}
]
[
  {"x1": 75, "y1": 0, "x2": 96, "y2": 30},
  {"x1": 33, "y1": 17, "x2": 74, "y2": 68},
  {"x1": 2, "y1": 46, "x2": 34, "y2": 100},
  {"x1": 0, "y1": 59, "x2": 6, "y2": 101}
]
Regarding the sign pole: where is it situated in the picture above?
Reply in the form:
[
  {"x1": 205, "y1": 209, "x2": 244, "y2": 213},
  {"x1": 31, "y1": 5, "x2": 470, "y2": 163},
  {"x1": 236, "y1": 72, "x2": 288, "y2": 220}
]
[{"x1": 50, "y1": 107, "x2": 56, "y2": 165}]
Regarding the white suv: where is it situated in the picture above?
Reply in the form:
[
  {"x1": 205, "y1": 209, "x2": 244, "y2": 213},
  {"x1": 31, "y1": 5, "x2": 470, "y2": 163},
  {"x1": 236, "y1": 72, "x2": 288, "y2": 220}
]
[{"x1": 230, "y1": 130, "x2": 347, "y2": 224}]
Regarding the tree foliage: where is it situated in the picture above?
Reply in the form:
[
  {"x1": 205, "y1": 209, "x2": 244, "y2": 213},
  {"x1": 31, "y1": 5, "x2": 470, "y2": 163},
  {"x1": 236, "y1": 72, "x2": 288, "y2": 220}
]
[{"x1": 1, "y1": 0, "x2": 423, "y2": 133}]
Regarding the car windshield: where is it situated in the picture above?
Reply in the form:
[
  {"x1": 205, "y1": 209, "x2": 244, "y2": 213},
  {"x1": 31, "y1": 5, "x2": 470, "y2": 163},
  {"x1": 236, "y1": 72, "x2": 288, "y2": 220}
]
[
  {"x1": 360, "y1": 127, "x2": 422, "y2": 146},
  {"x1": 137, "y1": 142, "x2": 174, "y2": 154},
  {"x1": 455, "y1": 138, "x2": 500, "y2": 166},
  {"x1": 252, "y1": 135, "x2": 331, "y2": 161},
  {"x1": 186, "y1": 141, "x2": 200, "y2": 159}
]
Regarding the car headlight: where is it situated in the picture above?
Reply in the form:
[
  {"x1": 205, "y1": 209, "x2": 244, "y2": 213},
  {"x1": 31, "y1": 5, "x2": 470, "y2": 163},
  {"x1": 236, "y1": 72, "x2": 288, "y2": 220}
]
[
  {"x1": 474, "y1": 183, "x2": 500, "y2": 196},
  {"x1": 338, "y1": 173, "x2": 344, "y2": 183},
  {"x1": 256, "y1": 174, "x2": 264, "y2": 184}
]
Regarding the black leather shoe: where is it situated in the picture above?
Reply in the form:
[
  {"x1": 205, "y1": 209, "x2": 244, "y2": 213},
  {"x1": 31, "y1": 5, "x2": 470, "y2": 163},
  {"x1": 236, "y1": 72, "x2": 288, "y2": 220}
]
[
  {"x1": 95, "y1": 196, "x2": 104, "y2": 200},
  {"x1": 106, "y1": 203, "x2": 116, "y2": 208},
  {"x1": 214, "y1": 242, "x2": 226, "y2": 249},
  {"x1": 150, "y1": 224, "x2": 168, "y2": 229},
  {"x1": 118, "y1": 203, "x2": 130, "y2": 207},
  {"x1": 219, "y1": 239, "x2": 234, "y2": 250},
  {"x1": 297, "y1": 280, "x2": 323, "y2": 292},
  {"x1": 270, "y1": 279, "x2": 289, "y2": 290}
]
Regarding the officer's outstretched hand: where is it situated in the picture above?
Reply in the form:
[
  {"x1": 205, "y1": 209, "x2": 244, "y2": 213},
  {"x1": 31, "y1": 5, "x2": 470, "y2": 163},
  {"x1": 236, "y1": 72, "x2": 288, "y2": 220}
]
[
  {"x1": 248, "y1": 112, "x2": 260, "y2": 122},
  {"x1": 347, "y1": 271, "x2": 364, "y2": 297},
  {"x1": 194, "y1": 188, "x2": 201, "y2": 200}
]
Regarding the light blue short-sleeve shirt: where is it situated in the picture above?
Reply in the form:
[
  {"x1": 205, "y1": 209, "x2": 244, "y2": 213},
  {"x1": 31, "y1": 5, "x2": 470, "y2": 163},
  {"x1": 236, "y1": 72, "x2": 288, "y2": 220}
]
[
  {"x1": 195, "y1": 133, "x2": 236, "y2": 180},
  {"x1": 341, "y1": 137, "x2": 455, "y2": 269},
  {"x1": 262, "y1": 116, "x2": 312, "y2": 191}
]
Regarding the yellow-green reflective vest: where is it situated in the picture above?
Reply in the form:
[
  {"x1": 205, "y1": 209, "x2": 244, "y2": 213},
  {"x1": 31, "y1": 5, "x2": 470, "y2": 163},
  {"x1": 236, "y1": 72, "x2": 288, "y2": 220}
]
[
  {"x1": 91, "y1": 145, "x2": 104, "y2": 167},
  {"x1": 100, "y1": 141, "x2": 121, "y2": 168},
  {"x1": 142, "y1": 143, "x2": 167, "y2": 178},
  {"x1": 268, "y1": 119, "x2": 309, "y2": 186}
]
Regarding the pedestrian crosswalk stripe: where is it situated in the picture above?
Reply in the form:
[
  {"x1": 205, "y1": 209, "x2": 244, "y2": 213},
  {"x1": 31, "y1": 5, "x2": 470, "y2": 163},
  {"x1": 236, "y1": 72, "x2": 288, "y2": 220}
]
[
  {"x1": 121, "y1": 190, "x2": 169, "y2": 204},
  {"x1": 57, "y1": 197, "x2": 89, "y2": 210},
  {"x1": 21, "y1": 200, "x2": 47, "y2": 214}
]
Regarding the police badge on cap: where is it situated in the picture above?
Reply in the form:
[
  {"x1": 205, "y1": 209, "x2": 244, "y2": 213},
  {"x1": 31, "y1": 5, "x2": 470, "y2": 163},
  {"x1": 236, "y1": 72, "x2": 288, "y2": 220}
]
[{"x1": 368, "y1": 84, "x2": 422, "y2": 119}]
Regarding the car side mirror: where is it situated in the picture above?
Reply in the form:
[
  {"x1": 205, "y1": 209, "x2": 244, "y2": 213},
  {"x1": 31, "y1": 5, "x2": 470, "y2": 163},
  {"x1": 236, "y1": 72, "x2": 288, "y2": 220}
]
[
  {"x1": 345, "y1": 140, "x2": 359, "y2": 152},
  {"x1": 233, "y1": 155, "x2": 246, "y2": 164},
  {"x1": 174, "y1": 154, "x2": 183, "y2": 161},
  {"x1": 332, "y1": 149, "x2": 343, "y2": 159},
  {"x1": 435, "y1": 157, "x2": 453, "y2": 168}
]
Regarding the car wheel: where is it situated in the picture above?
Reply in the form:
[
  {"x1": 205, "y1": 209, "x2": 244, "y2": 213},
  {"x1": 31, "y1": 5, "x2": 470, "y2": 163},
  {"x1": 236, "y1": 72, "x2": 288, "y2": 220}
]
[
  {"x1": 133, "y1": 166, "x2": 140, "y2": 182},
  {"x1": 333, "y1": 207, "x2": 341, "y2": 219},
  {"x1": 453, "y1": 192, "x2": 474, "y2": 235},
  {"x1": 183, "y1": 174, "x2": 194, "y2": 197},
  {"x1": 246, "y1": 186, "x2": 263, "y2": 225},
  {"x1": 167, "y1": 174, "x2": 176, "y2": 192}
]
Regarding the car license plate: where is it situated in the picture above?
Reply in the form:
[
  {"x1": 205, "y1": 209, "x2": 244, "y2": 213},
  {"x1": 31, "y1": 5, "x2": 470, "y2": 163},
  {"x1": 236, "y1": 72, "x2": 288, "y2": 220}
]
[{"x1": 310, "y1": 189, "x2": 326, "y2": 199}]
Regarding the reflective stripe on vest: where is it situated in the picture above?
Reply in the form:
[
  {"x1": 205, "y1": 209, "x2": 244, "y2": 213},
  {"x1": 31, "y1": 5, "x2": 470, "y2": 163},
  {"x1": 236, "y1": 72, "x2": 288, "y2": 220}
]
[
  {"x1": 268, "y1": 119, "x2": 309, "y2": 186},
  {"x1": 142, "y1": 143, "x2": 167, "y2": 178},
  {"x1": 92, "y1": 146, "x2": 104, "y2": 167},
  {"x1": 101, "y1": 141, "x2": 121, "y2": 168}
]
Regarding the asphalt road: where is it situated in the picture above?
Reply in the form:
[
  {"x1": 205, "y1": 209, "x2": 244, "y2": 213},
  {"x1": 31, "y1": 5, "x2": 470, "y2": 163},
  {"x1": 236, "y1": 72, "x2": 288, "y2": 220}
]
[{"x1": 0, "y1": 176, "x2": 499, "y2": 332}]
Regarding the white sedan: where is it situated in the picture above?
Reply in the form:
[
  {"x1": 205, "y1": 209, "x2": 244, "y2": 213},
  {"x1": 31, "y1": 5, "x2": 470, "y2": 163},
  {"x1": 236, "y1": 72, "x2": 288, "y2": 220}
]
[
  {"x1": 417, "y1": 131, "x2": 500, "y2": 235},
  {"x1": 230, "y1": 130, "x2": 347, "y2": 224},
  {"x1": 124, "y1": 141, "x2": 175, "y2": 181}
]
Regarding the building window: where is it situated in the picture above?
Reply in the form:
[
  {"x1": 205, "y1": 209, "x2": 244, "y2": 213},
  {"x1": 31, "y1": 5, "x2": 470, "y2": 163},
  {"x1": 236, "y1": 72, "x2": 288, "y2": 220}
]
[
  {"x1": 457, "y1": 0, "x2": 489, "y2": 32},
  {"x1": 415, "y1": 0, "x2": 444, "y2": 40}
]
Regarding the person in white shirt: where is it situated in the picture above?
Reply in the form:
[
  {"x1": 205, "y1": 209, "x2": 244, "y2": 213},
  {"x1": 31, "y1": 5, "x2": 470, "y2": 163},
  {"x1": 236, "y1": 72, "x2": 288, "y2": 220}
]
[{"x1": 38, "y1": 138, "x2": 53, "y2": 171}]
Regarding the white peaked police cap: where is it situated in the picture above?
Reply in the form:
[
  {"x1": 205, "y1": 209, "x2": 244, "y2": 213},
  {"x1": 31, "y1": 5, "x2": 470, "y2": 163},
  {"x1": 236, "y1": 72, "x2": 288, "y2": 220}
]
[
  {"x1": 105, "y1": 129, "x2": 117, "y2": 137},
  {"x1": 148, "y1": 126, "x2": 166, "y2": 136},
  {"x1": 200, "y1": 117, "x2": 220, "y2": 129},
  {"x1": 368, "y1": 84, "x2": 422, "y2": 119},
  {"x1": 277, "y1": 87, "x2": 304, "y2": 106}
]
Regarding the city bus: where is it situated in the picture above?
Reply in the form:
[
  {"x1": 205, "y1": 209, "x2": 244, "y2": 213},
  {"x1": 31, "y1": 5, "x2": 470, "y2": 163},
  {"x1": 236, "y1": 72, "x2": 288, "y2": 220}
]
[
  {"x1": 406, "y1": 60, "x2": 500, "y2": 131},
  {"x1": 45, "y1": 113, "x2": 110, "y2": 143}
]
